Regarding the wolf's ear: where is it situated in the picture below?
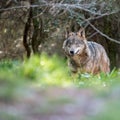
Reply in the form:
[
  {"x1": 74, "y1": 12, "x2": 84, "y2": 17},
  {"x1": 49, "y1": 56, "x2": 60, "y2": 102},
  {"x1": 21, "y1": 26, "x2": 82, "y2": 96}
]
[
  {"x1": 65, "y1": 27, "x2": 75, "y2": 38},
  {"x1": 77, "y1": 28, "x2": 86, "y2": 39},
  {"x1": 62, "y1": 40, "x2": 66, "y2": 49},
  {"x1": 65, "y1": 27, "x2": 71, "y2": 38}
]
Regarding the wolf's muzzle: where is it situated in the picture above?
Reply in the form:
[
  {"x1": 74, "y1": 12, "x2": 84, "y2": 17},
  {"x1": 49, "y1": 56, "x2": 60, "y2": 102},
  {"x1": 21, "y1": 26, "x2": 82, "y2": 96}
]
[
  {"x1": 69, "y1": 48, "x2": 80, "y2": 56},
  {"x1": 70, "y1": 50, "x2": 74, "y2": 55}
]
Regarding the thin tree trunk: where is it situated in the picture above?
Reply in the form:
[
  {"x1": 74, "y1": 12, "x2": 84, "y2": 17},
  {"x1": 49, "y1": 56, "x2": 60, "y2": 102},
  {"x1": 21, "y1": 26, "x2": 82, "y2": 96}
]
[{"x1": 23, "y1": 0, "x2": 33, "y2": 58}]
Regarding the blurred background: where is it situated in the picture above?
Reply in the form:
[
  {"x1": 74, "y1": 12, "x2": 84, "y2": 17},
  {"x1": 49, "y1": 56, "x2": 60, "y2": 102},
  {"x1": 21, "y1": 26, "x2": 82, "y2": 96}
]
[
  {"x1": 0, "y1": 0, "x2": 120, "y2": 68},
  {"x1": 0, "y1": 0, "x2": 120, "y2": 120}
]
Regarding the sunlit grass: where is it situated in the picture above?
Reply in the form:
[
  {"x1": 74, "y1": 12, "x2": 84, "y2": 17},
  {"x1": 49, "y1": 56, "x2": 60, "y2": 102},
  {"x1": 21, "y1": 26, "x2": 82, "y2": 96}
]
[
  {"x1": 20, "y1": 53, "x2": 73, "y2": 87},
  {"x1": 0, "y1": 53, "x2": 120, "y2": 89},
  {"x1": 74, "y1": 70, "x2": 120, "y2": 89}
]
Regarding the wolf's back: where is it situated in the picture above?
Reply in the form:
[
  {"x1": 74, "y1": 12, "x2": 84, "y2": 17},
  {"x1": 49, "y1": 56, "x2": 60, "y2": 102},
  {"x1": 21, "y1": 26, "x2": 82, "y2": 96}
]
[{"x1": 88, "y1": 41, "x2": 110, "y2": 73}]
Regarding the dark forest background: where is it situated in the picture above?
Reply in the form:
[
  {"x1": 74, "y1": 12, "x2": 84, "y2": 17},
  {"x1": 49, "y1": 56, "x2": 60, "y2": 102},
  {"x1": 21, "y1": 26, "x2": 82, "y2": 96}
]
[{"x1": 0, "y1": 0, "x2": 120, "y2": 68}]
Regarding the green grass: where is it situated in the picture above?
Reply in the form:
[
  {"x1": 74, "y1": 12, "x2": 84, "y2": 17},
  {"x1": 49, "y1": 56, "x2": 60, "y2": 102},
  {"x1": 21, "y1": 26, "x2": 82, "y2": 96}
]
[
  {"x1": 0, "y1": 53, "x2": 120, "y2": 88},
  {"x1": 0, "y1": 53, "x2": 120, "y2": 101},
  {"x1": 0, "y1": 53, "x2": 120, "y2": 120}
]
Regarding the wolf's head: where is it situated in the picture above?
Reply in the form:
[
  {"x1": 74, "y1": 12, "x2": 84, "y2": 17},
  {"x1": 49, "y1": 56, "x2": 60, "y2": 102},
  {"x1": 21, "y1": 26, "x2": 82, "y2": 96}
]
[{"x1": 63, "y1": 28, "x2": 88, "y2": 57}]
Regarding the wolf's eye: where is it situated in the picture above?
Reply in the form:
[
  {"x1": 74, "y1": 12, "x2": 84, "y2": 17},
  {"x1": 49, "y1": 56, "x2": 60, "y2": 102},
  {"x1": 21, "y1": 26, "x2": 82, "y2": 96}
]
[
  {"x1": 65, "y1": 40, "x2": 69, "y2": 46},
  {"x1": 68, "y1": 39, "x2": 72, "y2": 43},
  {"x1": 75, "y1": 41, "x2": 80, "y2": 44},
  {"x1": 79, "y1": 41, "x2": 84, "y2": 44},
  {"x1": 67, "y1": 43, "x2": 71, "y2": 47}
]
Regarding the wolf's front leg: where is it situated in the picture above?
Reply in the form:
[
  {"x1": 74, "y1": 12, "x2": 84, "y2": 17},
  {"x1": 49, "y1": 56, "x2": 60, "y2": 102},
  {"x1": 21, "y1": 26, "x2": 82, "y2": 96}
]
[{"x1": 68, "y1": 60, "x2": 78, "y2": 73}]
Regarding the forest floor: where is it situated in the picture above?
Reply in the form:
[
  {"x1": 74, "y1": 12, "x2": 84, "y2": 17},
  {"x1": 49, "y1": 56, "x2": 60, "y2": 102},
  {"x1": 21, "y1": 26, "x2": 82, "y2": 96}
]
[
  {"x1": 1, "y1": 86, "x2": 120, "y2": 120},
  {"x1": 0, "y1": 54, "x2": 120, "y2": 120}
]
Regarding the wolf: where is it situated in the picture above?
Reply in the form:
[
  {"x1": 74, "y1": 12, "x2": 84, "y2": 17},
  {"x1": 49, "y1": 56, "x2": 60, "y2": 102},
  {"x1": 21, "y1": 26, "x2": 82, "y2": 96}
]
[{"x1": 62, "y1": 28, "x2": 110, "y2": 74}]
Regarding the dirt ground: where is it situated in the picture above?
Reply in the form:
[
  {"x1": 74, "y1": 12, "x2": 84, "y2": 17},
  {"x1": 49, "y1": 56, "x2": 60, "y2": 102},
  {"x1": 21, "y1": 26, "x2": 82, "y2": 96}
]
[{"x1": 0, "y1": 87, "x2": 120, "y2": 120}]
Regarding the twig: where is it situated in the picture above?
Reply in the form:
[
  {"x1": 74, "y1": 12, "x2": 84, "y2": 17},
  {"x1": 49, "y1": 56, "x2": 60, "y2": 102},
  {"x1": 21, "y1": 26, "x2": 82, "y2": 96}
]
[
  {"x1": 66, "y1": 9, "x2": 120, "y2": 44},
  {"x1": 87, "y1": 21, "x2": 120, "y2": 44},
  {"x1": 86, "y1": 10, "x2": 120, "y2": 21},
  {"x1": 0, "y1": 2, "x2": 119, "y2": 18},
  {"x1": 0, "y1": 5, "x2": 42, "y2": 11},
  {"x1": 87, "y1": 32, "x2": 98, "y2": 39},
  {"x1": 33, "y1": 6, "x2": 48, "y2": 18}
]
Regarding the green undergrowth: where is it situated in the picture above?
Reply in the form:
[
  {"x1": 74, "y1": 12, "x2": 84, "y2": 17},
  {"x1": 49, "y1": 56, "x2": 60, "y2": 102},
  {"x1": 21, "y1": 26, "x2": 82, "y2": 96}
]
[
  {"x1": 0, "y1": 53, "x2": 120, "y2": 100},
  {"x1": 0, "y1": 53, "x2": 120, "y2": 120},
  {"x1": 0, "y1": 53, "x2": 120, "y2": 88}
]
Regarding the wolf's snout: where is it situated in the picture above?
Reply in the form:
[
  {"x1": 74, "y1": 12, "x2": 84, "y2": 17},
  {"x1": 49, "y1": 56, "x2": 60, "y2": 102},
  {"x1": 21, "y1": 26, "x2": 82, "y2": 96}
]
[{"x1": 70, "y1": 50, "x2": 74, "y2": 55}]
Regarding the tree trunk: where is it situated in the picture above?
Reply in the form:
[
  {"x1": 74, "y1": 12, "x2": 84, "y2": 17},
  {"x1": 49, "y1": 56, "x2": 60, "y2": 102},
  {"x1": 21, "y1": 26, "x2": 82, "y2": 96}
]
[
  {"x1": 23, "y1": 6, "x2": 32, "y2": 58},
  {"x1": 31, "y1": 14, "x2": 44, "y2": 54}
]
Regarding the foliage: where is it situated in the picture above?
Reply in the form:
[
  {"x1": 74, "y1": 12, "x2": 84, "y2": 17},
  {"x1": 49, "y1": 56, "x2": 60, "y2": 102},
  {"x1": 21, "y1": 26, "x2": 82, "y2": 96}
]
[{"x1": 0, "y1": 54, "x2": 120, "y2": 89}]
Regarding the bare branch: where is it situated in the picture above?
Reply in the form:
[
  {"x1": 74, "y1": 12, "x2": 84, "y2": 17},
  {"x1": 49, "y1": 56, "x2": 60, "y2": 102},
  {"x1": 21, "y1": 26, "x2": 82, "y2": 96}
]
[
  {"x1": 0, "y1": 5, "x2": 40, "y2": 12},
  {"x1": 1, "y1": 3, "x2": 119, "y2": 16},
  {"x1": 87, "y1": 32, "x2": 98, "y2": 40},
  {"x1": 65, "y1": 8, "x2": 120, "y2": 44},
  {"x1": 1, "y1": 1, "x2": 119, "y2": 45},
  {"x1": 86, "y1": 10, "x2": 120, "y2": 21},
  {"x1": 33, "y1": 6, "x2": 48, "y2": 18},
  {"x1": 87, "y1": 21, "x2": 120, "y2": 44}
]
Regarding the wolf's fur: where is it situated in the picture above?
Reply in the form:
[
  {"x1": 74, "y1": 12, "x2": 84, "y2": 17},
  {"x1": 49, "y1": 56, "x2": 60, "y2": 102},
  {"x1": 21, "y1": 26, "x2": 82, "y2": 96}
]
[{"x1": 63, "y1": 28, "x2": 110, "y2": 74}]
